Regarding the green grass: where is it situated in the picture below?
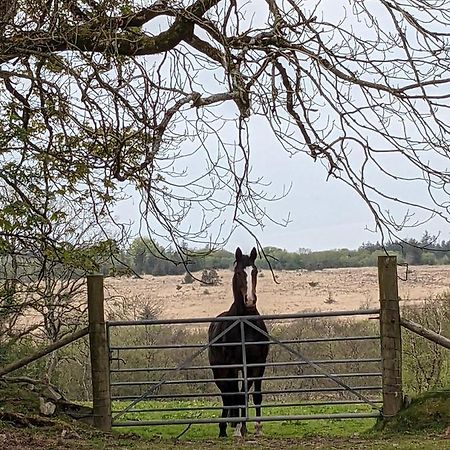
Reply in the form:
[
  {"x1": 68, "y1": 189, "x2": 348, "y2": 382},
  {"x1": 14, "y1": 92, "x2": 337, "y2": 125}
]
[
  {"x1": 107, "y1": 396, "x2": 450, "y2": 449},
  {"x1": 2, "y1": 384, "x2": 450, "y2": 449},
  {"x1": 112, "y1": 399, "x2": 379, "y2": 439},
  {"x1": 375, "y1": 390, "x2": 450, "y2": 434}
]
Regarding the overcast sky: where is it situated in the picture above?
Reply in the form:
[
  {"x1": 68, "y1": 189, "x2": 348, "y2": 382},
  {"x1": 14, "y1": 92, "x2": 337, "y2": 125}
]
[
  {"x1": 216, "y1": 138, "x2": 449, "y2": 252},
  {"x1": 114, "y1": 2, "x2": 450, "y2": 253},
  {"x1": 115, "y1": 116, "x2": 449, "y2": 253}
]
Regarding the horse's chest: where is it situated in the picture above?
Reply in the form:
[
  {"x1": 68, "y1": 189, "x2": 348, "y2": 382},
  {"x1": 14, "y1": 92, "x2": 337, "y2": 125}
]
[{"x1": 222, "y1": 337, "x2": 266, "y2": 365}]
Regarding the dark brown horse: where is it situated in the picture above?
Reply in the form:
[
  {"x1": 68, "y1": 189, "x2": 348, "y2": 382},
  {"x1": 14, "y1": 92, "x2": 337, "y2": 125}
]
[{"x1": 208, "y1": 247, "x2": 269, "y2": 438}]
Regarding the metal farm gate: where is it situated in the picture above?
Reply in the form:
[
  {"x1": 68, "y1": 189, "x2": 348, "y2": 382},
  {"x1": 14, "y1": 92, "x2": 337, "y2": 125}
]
[{"x1": 107, "y1": 309, "x2": 383, "y2": 429}]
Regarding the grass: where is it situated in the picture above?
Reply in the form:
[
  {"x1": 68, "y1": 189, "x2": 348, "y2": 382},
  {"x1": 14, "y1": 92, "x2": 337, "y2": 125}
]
[
  {"x1": 106, "y1": 394, "x2": 450, "y2": 449},
  {"x1": 1, "y1": 383, "x2": 450, "y2": 449},
  {"x1": 111, "y1": 399, "x2": 379, "y2": 439},
  {"x1": 375, "y1": 390, "x2": 450, "y2": 433}
]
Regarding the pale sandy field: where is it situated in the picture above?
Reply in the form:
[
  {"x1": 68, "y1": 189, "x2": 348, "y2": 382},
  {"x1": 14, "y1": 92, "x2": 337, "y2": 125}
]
[{"x1": 104, "y1": 265, "x2": 450, "y2": 320}]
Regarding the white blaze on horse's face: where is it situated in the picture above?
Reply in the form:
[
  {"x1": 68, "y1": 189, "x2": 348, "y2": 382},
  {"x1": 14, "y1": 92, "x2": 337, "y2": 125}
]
[{"x1": 244, "y1": 265, "x2": 257, "y2": 308}]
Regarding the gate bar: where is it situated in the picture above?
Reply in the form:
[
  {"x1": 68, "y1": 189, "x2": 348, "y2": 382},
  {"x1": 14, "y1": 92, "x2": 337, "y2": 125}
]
[
  {"x1": 112, "y1": 412, "x2": 381, "y2": 427},
  {"x1": 109, "y1": 335, "x2": 380, "y2": 351},
  {"x1": 110, "y1": 357, "x2": 382, "y2": 373},
  {"x1": 112, "y1": 399, "x2": 384, "y2": 414},
  {"x1": 110, "y1": 372, "x2": 382, "y2": 387},
  {"x1": 107, "y1": 308, "x2": 380, "y2": 327},
  {"x1": 112, "y1": 385, "x2": 382, "y2": 401},
  {"x1": 240, "y1": 320, "x2": 249, "y2": 421}
]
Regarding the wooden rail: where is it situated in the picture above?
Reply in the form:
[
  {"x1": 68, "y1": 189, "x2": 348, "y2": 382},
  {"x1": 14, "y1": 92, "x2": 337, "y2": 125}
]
[
  {"x1": 401, "y1": 318, "x2": 450, "y2": 350},
  {"x1": 0, "y1": 327, "x2": 89, "y2": 377}
]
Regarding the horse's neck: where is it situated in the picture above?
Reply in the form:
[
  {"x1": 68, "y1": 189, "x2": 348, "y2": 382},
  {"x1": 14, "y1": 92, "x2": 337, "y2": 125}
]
[
  {"x1": 229, "y1": 299, "x2": 245, "y2": 316},
  {"x1": 230, "y1": 278, "x2": 246, "y2": 316},
  {"x1": 231, "y1": 275, "x2": 248, "y2": 315}
]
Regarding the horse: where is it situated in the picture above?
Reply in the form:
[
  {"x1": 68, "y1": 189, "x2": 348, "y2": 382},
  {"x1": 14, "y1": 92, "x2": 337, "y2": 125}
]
[{"x1": 208, "y1": 247, "x2": 269, "y2": 438}]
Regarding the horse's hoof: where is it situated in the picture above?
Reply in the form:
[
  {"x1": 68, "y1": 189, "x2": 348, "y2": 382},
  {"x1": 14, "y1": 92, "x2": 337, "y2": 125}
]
[{"x1": 219, "y1": 433, "x2": 227, "y2": 438}]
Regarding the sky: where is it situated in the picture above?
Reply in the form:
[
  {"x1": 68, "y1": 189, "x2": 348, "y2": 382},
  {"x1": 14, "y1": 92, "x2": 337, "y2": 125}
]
[
  {"x1": 115, "y1": 117, "x2": 449, "y2": 253},
  {"x1": 224, "y1": 122, "x2": 378, "y2": 252},
  {"x1": 113, "y1": 1, "x2": 450, "y2": 253}
]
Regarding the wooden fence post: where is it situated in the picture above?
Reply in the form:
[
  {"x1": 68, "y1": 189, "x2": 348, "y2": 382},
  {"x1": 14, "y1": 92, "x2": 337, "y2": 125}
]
[
  {"x1": 87, "y1": 275, "x2": 111, "y2": 431},
  {"x1": 378, "y1": 256, "x2": 403, "y2": 418}
]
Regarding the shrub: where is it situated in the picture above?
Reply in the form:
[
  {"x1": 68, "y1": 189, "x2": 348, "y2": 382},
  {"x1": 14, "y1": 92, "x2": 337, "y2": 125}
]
[
  {"x1": 402, "y1": 292, "x2": 450, "y2": 393},
  {"x1": 201, "y1": 269, "x2": 220, "y2": 286},
  {"x1": 183, "y1": 272, "x2": 194, "y2": 284}
]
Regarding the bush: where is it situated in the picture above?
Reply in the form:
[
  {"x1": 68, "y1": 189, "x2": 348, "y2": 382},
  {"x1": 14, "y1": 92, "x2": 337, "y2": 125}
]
[
  {"x1": 182, "y1": 272, "x2": 194, "y2": 284},
  {"x1": 16, "y1": 293, "x2": 450, "y2": 405},
  {"x1": 402, "y1": 292, "x2": 450, "y2": 393},
  {"x1": 201, "y1": 269, "x2": 220, "y2": 286}
]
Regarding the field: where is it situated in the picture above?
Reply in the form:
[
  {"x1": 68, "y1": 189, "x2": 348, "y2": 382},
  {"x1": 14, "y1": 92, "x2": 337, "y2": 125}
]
[
  {"x1": 97, "y1": 264, "x2": 450, "y2": 449},
  {"x1": 4, "y1": 266, "x2": 450, "y2": 449},
  {"x1": 104, "y1": 265, "x2": 450, "y2": 319}
]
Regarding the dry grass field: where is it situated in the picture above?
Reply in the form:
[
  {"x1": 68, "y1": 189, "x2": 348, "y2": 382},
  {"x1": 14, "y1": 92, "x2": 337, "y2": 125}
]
[{"x1": 104, "y1": 265, "x2": 450, "y2": 320}]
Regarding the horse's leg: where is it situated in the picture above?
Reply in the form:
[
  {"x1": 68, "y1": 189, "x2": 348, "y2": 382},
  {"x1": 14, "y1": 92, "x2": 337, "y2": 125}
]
[
  {"x1": 213, "y1": 370, "x2": 232, "y2": 438},
  {"x1": 252, "y1": 367, "x2": 265, "y2": 437},
  {"x1": 219, "y1": 391, "x2": 230, "y2": 438},
  {"x1": 225, "y1": 375, "x2": 245, "y2": 438},
  {"x1": 238, "y1": 375, "x2": 254, "y2": 437}
]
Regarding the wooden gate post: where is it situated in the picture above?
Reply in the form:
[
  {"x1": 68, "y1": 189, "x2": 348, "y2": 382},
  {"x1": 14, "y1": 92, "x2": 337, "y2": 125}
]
[
  {"x1": 87, "y1": 275, "x2": 111, "y2": 431},
  {"x1": 378, "y1": 256, "x2": 403, "y2": 418}
]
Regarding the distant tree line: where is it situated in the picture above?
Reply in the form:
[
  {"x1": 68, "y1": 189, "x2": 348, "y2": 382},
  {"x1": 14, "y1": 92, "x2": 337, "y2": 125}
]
[
  {"x1": 120, "y1": 238, "x2": 235, "y2": 276},
  {"x1": 119, "y1": 232, "x2": 450, "y2": 276}
]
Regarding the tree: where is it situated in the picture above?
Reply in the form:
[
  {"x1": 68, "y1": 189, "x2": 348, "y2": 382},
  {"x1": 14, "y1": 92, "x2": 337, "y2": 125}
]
[
  {"x1": 2, "y1": 0, "x2": 450, "y2": 262},
  {"x1": 0, "y1": 181, "x2": 118, "y2": 379}
]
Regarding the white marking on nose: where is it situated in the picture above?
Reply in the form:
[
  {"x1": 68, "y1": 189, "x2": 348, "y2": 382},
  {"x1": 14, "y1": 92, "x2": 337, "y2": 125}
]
[{"x1": 245, "y1": 266, "x2": 255, "y2": 303}]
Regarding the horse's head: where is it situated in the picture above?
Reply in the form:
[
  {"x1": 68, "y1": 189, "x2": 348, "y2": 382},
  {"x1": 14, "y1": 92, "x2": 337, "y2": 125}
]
[{"x1": 234, "y1": 247, "x2": 258, "y2": 309}]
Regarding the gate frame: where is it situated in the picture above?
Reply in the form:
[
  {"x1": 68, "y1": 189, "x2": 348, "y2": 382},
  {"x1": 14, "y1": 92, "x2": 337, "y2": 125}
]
[
  {"x1": 108, "y1": 309, "x2": 383, "y2": 427},
  {"x1": 87, "y1": 256, "x2": 403, "y2": 430}
]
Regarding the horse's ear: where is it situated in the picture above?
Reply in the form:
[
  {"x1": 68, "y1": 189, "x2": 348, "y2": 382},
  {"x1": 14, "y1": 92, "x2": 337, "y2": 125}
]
[
  {"x1": 250, "y1": 247, "x2": 257, "y2": 262},
  {"x1": 235, "y1": 247, "x2": 243, "y2": 262}
]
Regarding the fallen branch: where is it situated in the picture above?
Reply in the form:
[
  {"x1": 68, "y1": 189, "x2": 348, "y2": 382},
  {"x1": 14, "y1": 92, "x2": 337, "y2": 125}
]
[{"x1": 2, "y1": 375, "x2": 60, "y2": 390}]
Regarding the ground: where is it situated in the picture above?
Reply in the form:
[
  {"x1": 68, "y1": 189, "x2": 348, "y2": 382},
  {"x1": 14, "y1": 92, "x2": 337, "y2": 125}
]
[
  {"x1": 105, "y1": 265, "x2": 450, "y2": 319},
  {"x1": 0, "y1": 426, "x2": 450, "y2": 450}
]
